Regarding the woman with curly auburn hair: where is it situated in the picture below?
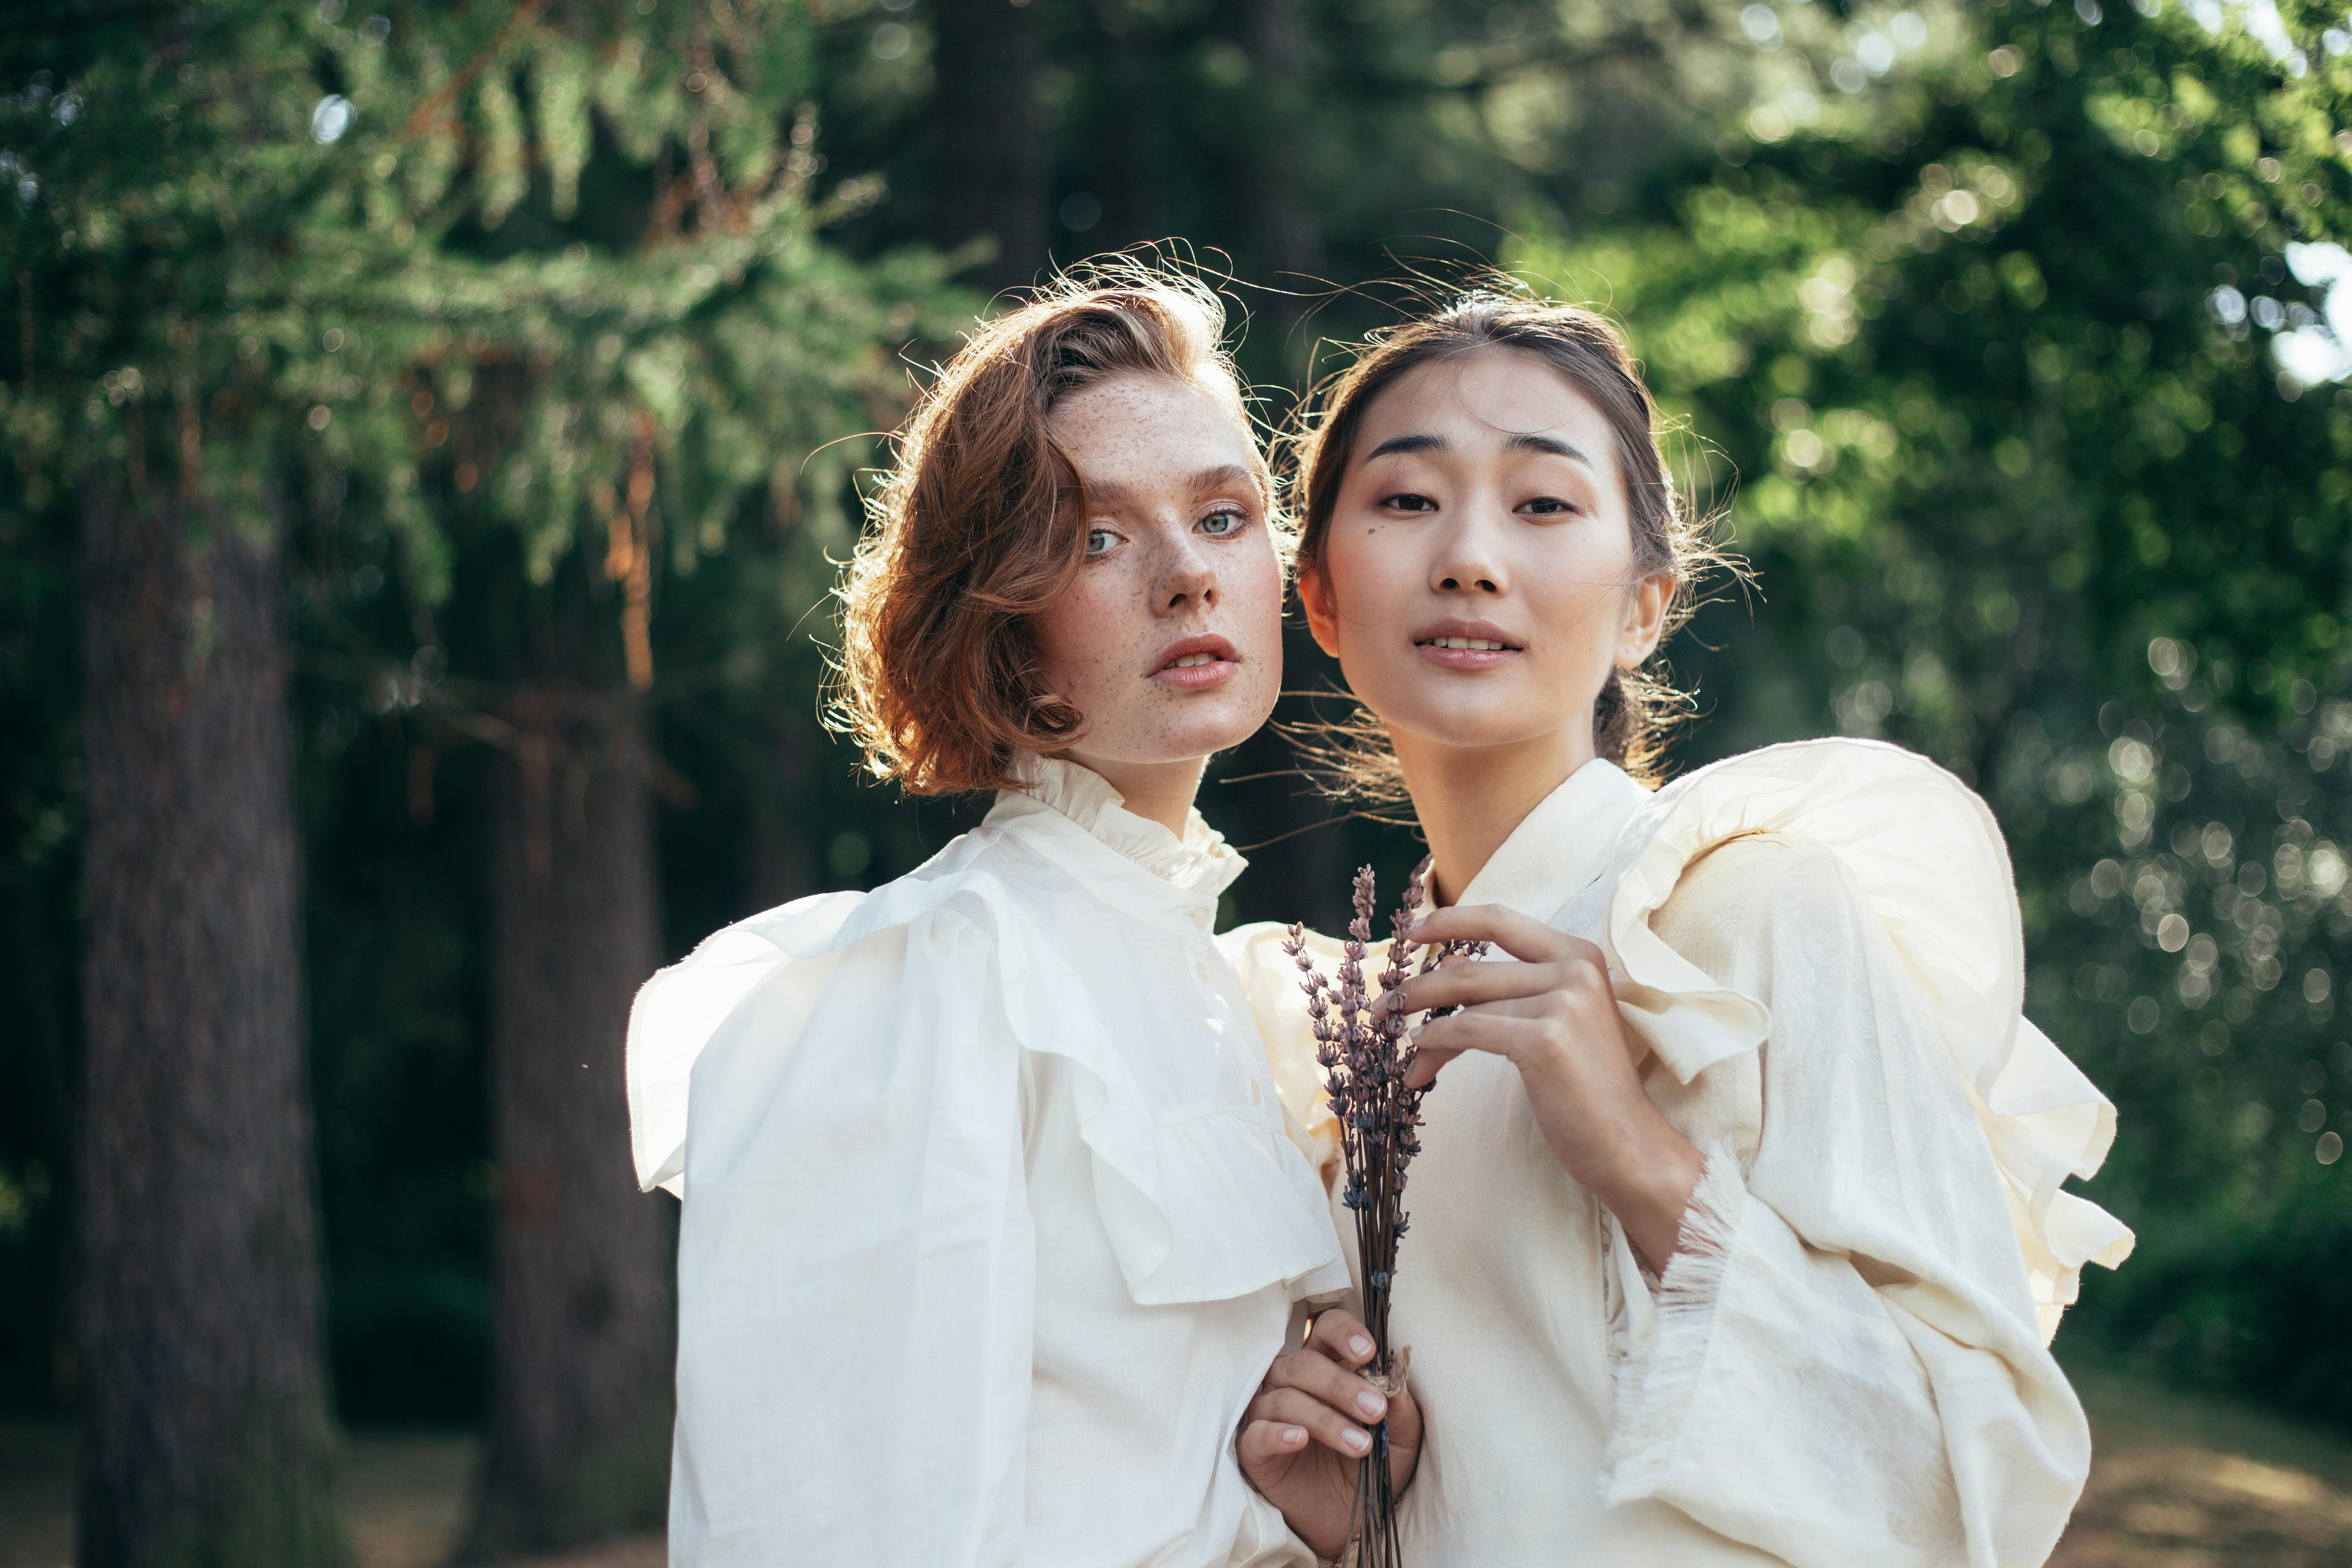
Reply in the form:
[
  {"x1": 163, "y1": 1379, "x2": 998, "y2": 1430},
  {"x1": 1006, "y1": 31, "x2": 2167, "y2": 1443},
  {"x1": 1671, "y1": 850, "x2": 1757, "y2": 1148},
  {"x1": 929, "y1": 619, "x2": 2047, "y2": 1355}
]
[
  {"x1": 1227, "y1": 289, "x2": 2134, "y2": 1566},
  {"x1": 622, "y1": 266, "x2": 1393, "y2": 1567}
]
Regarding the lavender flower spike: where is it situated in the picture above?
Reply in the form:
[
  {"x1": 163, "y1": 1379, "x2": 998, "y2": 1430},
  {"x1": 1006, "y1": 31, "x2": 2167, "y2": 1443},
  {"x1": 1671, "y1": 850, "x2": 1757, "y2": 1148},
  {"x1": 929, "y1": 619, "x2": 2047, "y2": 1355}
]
[{"x1": 1286, "y1": 855, "x2": 1478, "y2": 1568}]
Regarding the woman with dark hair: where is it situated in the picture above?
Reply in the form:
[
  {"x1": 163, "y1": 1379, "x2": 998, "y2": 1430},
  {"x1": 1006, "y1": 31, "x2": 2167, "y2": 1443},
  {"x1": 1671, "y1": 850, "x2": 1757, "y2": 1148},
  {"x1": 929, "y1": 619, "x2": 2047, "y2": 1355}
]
[
  {"x1": 1230, "y1": 290, "x2": 2134, "y2": 1566},
  {"x1": 625, "y1": 270, "x2": 1370, "y2": 1567}
]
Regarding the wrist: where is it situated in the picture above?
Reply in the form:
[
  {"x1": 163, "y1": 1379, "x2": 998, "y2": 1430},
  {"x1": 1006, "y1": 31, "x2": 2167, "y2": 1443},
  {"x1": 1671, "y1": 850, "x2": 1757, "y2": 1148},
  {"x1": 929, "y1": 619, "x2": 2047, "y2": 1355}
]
[{"x1": 1584, "y1": 1114, "x2": 1704, "y2": 1271}]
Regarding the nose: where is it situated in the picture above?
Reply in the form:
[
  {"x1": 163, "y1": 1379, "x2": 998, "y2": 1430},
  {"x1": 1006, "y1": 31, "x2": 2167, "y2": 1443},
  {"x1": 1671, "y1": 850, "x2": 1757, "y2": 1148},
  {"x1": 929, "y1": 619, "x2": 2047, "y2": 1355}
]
[
  {"x1": 1154, "y1": 528, "x2": 1218, "y2": 616},
  {"x1": 1430, "y1": 505, "x2": 1507, "y2": 596}
]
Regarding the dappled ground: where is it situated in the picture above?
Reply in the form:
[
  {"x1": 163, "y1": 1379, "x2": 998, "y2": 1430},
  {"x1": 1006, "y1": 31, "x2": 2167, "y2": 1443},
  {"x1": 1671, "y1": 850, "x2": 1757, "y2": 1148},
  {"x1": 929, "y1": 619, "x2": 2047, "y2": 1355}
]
[
  {"x1": 0, "y1": 1426, "x2": 659, "y2": 1568},
  {"x1": 5, "y1": 1368, "x2": 2351, "y2": 1567},
  {"x1": 2053, "y1": 1369, "x2": 2352, "y2": 1567}
]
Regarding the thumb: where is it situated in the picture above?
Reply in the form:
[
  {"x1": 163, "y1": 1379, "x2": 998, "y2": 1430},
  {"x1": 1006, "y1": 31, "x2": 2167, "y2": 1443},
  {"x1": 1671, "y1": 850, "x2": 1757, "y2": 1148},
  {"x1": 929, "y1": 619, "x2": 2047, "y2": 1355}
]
[{"x1": 1237, "y1": 1418, "x2": 1309, "y2": 1488}]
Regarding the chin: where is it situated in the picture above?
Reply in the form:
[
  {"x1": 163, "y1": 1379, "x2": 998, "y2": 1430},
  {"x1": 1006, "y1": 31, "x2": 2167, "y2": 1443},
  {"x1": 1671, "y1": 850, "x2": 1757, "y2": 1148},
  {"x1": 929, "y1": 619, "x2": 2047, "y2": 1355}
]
[
  {"x1": 1148, "y1": 691, "x2": 1276, "y2": 761},
  {"x1": 1384, "y1": 697, "x2": 1580, "y2": 755}
]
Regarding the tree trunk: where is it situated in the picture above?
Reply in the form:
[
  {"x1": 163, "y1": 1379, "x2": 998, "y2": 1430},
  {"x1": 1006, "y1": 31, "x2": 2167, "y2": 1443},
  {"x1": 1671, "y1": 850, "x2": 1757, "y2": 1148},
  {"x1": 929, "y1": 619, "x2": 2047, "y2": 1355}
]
[
  {"x1": 930, "y1": 0, "x2": 1047, "y2": 295},
  {"x1": 460, "y1": 701, "x2": 673, "y2": 1559},
  {"x1": 1240, "y1": 0, "x2": 1326, "y2": 371},
  {"x1": 75, "y1": 478, "x2": 344, "y2": 1568},
  {"x1": 746, "y1": 701, "x2": 823, "y2": 913}
]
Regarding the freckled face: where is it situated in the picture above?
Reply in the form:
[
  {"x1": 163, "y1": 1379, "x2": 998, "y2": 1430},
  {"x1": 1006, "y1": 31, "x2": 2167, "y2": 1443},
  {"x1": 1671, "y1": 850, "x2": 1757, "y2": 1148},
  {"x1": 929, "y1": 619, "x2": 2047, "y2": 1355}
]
[
  {"x1": 1030, "y1": 372, "x2": 1285, "y2": 772},
  {"x1": 1300, "y1": 347, "x2": 1667, "y2": 765}
]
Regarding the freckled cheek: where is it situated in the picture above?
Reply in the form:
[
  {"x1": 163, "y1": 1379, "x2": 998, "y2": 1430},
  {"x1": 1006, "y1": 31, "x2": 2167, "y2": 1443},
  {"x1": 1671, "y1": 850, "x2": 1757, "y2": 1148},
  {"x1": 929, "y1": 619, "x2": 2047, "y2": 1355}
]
[
  {"x1": 1229, "y1": 551, "x2": 1286, "y2": 651},
  {"x1": 1032, "y1": 582, "x2": 1137, "y2": 694}
]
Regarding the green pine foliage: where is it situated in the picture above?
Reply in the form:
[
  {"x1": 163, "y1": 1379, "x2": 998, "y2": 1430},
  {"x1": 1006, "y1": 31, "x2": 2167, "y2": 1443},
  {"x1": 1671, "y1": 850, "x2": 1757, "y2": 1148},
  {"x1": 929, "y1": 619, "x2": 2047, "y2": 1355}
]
[
  {"x1": 1517, "y1": 0, "x2": 2352, "y2": 1421},
  {"x1": 7, "y1": 0, "x2": 2352, "y2": 1445},
  {"x1": 0, "y1": 0, "x2": 967, "y2": 1423}
]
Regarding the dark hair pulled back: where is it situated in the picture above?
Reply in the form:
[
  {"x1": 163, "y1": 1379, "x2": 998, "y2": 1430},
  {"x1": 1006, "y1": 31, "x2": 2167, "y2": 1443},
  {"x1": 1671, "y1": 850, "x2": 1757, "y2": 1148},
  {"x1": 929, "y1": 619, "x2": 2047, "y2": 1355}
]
[{"x1": 1292, "y1": 288, "x2": 1726, "y2": 794}]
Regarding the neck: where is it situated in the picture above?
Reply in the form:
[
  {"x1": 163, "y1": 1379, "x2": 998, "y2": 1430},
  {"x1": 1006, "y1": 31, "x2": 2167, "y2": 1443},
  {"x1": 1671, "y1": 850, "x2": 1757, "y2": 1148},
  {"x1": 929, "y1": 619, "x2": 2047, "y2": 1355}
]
[
  {"x1": 1061, "y1": 752, "x2": 1210, "y2": 839},
  {"x1": 1391, "y1": 725, "x2": 1596, "y2": 906}
]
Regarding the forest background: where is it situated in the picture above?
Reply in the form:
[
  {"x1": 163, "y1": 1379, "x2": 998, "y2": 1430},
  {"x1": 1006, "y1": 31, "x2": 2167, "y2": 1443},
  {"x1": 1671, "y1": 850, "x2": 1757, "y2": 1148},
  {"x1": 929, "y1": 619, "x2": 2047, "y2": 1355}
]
[{"x1": 4, "y1": 0, "x2": 2352, "y2": 1561}]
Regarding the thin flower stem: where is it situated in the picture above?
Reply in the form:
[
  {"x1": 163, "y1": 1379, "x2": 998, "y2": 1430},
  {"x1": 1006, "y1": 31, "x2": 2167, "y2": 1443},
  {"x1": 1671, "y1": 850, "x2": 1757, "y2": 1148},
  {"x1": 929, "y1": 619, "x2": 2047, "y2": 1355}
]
[{"x1": 1282, "y1": 855, "x2": 1484, "y2": 1565}]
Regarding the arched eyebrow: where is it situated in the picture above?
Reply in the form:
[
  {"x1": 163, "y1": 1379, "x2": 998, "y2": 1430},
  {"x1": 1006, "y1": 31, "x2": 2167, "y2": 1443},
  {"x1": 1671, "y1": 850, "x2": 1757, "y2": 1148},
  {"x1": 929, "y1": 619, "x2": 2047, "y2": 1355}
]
[
  {"x1": 1363, "y1": 431, "x2": 1594, "y2": 467},
  {"x1": 1080, "y1": 463, "x2": 1267, "y2": 511}
]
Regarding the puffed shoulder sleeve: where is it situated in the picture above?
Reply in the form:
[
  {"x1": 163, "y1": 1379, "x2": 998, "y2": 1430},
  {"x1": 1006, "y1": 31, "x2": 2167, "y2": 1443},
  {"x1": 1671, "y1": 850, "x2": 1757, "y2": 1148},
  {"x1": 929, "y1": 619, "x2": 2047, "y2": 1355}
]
[
  {"x1": 627, "y1": 891, "x2": 868, "y2": 1197},
  {"x1": 1600, "y1": 739, "x2": 2133, "y2": 1332},
  {"x1": 1594, "y1": 740, "x2": 2132, "y2": 1568},
  {"x1": 657, "y1": 894, "x2": 1035, "y2": 1567}
]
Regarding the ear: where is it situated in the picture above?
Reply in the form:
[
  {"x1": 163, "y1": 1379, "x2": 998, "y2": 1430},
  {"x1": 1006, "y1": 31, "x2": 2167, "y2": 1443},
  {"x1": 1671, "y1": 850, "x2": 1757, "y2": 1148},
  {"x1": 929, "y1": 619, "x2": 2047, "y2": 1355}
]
[
  {"x1": 1296, "y1": 560, "x2": 1343, "y2": 658},
  {"x1": 1616, "y1": 572, "x2": 1672, "y2": 668}
]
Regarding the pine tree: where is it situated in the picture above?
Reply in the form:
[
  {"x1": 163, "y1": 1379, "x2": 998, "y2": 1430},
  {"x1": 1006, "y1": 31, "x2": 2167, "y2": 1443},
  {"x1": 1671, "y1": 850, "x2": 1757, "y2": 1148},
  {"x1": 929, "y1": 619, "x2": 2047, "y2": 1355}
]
[{"x1": 2, "y1": 0, "x2": 958, "y2": 1556}]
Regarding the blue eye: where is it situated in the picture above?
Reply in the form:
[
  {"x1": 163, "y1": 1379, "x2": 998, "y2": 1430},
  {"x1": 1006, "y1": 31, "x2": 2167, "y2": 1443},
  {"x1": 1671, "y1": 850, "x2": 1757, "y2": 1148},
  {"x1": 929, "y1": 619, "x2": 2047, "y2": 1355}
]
[
  {"x1": 1086, "y1": 528, "x2": 1118, "y2": 556},
  {"x1": 1200, "y1": 508, "x2": 1247, "y2": 536}
]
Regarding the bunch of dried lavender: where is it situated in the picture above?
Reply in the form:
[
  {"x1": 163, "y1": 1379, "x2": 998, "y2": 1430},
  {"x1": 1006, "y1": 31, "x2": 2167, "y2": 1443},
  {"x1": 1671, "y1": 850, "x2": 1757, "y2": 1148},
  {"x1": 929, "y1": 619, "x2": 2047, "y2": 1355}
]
[{"x1": 1280, "y1": 857, "x2": 1482, "y2": 1568}]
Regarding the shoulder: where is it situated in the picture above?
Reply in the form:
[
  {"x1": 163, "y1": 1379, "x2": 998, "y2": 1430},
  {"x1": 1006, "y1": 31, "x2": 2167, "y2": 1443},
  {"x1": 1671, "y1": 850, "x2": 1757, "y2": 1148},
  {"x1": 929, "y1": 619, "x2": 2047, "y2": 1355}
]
[
  {"x1": 704, "y1": 828, "x2": 1033, "y2": 971},
  {"x1": 626, "y1": 842, "x2": 1033, "y2": 1196},
  {"x1": 1630, "y1": 738, "x2": 2002, "y2": 864},
  {"x1": 1667, "y1": 831, "x2": 1851, "y2": 909},
  {"x1": 1616, "y1": 736, "x2": 2016, "y2": 958},
  {"x1": 1598, "y1": 738, "x2": 2023, "y2": 1072},
  {"x1": 1649, "y1": 833, "x2": 1875, "y2": 989}
]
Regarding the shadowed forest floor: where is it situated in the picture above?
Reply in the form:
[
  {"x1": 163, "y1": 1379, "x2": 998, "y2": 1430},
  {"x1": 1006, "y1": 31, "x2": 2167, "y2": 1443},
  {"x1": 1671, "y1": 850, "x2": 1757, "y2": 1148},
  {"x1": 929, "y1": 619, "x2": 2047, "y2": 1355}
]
[{"x1": 3, "y1": 1368, "x2": 2348, "y2": 1566}]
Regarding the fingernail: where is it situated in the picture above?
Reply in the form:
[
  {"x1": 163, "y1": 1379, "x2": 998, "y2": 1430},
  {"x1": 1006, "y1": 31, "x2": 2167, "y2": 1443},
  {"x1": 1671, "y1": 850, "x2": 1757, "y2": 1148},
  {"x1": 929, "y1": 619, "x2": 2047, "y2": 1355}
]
[
  {"x1": 1350, "y1": 1334, "x2": 1373, "y2": 1357},
  {"x1": 1285, "y1": 1426, "x2": 1305, "y2": 1446},
  {"x1": 1344, "y1": 1428, "x2": 1370, "y2": 1453},
  {"x1": 1356, "y1": 1390, "x2": 1385, "y2": 1418},
  {"x1": 1409, "y1": 1024, "x2": 1424, "y2": 1042}
]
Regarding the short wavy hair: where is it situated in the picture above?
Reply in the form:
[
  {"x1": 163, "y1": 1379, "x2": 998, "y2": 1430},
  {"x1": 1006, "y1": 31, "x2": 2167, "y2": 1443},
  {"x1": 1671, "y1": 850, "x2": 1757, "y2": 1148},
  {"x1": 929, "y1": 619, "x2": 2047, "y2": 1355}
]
[{"x1": 831, "y1": 266, "x2": 1255, "y2": 795}]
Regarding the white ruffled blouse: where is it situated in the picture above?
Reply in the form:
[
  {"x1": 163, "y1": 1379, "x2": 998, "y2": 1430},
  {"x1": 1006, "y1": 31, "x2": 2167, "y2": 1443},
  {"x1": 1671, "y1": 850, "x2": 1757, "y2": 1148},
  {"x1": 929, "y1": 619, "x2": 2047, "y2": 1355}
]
[
  {"x1": 1225, "y1": 739, "x2": 2135, "y2": 1568},
  {"x1": 629, "y1": 757, "x2": 1348, "y2": 1568}
]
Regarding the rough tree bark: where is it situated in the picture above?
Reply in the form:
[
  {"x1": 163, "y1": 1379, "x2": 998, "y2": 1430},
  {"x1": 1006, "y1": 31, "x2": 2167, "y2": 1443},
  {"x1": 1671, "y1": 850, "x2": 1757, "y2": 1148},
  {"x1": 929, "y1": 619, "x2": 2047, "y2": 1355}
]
[
  {"x1": 930, "y1": 0, "x2": 1047, "y2": 295},
  {"x1": 459, "y1": 698, "x2": 674, "y2": 1559},
  {"x1": 1241, "y1": 0, "x2": 1326, "y2": 367},
  {"x1": 75, "y1": 478, "x2": 345, "y2": 1568}
]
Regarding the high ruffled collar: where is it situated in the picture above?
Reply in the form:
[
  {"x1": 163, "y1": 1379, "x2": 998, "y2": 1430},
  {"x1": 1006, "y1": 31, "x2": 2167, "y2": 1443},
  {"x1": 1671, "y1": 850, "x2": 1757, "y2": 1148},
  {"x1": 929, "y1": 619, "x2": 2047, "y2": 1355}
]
[{"x1": 990, "y1": 756, "x2": 1246, "y2": 912}]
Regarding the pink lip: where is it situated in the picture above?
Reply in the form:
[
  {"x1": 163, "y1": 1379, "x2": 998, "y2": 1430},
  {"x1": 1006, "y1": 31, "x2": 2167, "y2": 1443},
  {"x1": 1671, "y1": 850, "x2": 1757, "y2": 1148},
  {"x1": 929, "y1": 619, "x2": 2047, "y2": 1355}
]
[
  {"x1": 1150, "y1": 633, "x2": 1242, "y2": 691},
  {"x1": 1411, "y1": 616, "x2": 1525, "y2": 672}
]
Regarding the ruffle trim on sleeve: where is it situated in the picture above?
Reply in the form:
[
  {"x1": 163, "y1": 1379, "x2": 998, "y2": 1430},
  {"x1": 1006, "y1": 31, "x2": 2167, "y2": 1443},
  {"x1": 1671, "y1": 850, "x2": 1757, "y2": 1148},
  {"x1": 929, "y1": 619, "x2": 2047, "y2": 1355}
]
[
  {"x1": 1599, "y1": 1143, "x2": 1746, "y2": 1505},
  {"x1": 626, "y1": 845, "x2": 1343, "y2": 1309},
  {"x1": 1599, "y1": 738, "x2": 2134, "y2": 1341}
]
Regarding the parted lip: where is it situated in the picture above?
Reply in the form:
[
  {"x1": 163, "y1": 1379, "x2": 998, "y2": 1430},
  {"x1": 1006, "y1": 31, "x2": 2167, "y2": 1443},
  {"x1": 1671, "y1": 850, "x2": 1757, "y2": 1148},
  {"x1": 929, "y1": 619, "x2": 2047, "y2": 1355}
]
[
  {"x1": 1149, "y1": 632, "x2": 1240, "y2": 674},
  {"x1": 1411, "y1": 616, "x2": 1525, "y2": 650}
]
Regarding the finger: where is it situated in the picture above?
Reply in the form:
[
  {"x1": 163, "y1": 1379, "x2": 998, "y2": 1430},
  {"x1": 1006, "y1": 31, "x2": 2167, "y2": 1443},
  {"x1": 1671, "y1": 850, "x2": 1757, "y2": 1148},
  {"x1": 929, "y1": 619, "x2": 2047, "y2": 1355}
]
[
  {"x1": 1409, "y1": 903, "x2": 1597, "y2": 967},
  {"x1": 1264, "y1": 1348, "x2": 1390, "y2": 1426},
  {"x1": 1403, "y1": 1012, "x2": 1556, "y2": 1087},
  {"x1": 1236, "y1": 1416, "x2": 1311, "y2": 1475},
  {"x1": 1402, "y1": 1041, "x2": 1467, "y2": 1090},
  {"x1": 1305, "y1": 1308, "x2": 1378, "y2": 1368},
  {"x1": 1249, "y1": 1386, "x2": 1375, "y2": 1458},
  {"x1": 1396, "y1": 956, "x2": 1599, "y2": 1017}
]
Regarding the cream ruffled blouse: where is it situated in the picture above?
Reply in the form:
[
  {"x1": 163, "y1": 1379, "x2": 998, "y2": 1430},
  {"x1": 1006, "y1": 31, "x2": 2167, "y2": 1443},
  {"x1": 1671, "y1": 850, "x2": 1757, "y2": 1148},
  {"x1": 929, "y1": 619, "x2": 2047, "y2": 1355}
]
[
  {"x1": 628, "y1": 757, "x2": 1348, "y2": 1568},
  {"x1": 1225, "y1": 739, "x2": 2135, "y2": 1568}
]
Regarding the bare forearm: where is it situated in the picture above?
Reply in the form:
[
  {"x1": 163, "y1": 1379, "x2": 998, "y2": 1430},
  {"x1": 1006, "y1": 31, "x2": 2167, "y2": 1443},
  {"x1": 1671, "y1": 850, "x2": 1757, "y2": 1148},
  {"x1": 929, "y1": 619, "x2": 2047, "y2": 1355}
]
[
  {"x1": 1524, "y1": 1059, "x2": 1704, "y2": 1273},
  {"x1": 1588, "y1": 1117, "x2": 1706, "y2": 1274}
]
